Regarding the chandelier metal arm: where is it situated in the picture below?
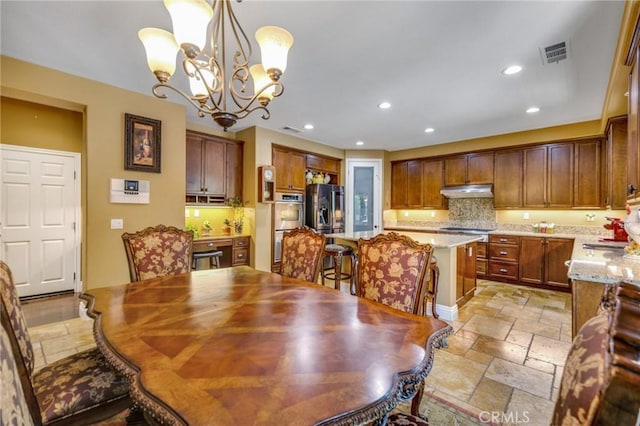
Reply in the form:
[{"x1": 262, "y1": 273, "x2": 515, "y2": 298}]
[{"x1": 140, "y1": 0, "x2": 293, "y2": 130}]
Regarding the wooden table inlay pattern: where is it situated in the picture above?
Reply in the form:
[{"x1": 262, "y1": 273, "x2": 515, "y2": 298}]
[{"x1": 81, "y1": 266, "x2": 452, "y2": 425}]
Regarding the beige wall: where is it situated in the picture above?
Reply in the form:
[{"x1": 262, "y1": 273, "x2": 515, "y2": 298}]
[
  {"x1": 237, "y1": 126, "x2": 346, "y2": 271},
  {"x1": 1, "y1": 56, "x2": 186, "y2": 289}
]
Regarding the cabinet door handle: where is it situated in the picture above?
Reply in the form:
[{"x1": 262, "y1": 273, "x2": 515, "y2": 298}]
[
  {"x1": 237, "y1": 253, "x2": 244, "y2": 259},
  {"x1": 499, "y1": 238, "x2": 507, "y2": 242},
  {"x1": 499, "y1": 268, "x2": 508, "y2": 273},
  {"x1": 499, "y1": 251, "x2": 508, "y2": 255}
]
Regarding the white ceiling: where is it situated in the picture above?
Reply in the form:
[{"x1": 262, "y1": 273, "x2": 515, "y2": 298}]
[{"x1": 0, "y1": 0, "x2": 626, "y2": 151}]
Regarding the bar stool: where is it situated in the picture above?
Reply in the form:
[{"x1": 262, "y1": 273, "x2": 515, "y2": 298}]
[
  {"x1": 192, "y1": 250, "x2": 223, "y2": 270},
  {"x1": 422, "y1": 256, "x2": 440, "y2": 318},
  {"x1": 322, "y1": 244, "x2": 356, "y2": 293}
]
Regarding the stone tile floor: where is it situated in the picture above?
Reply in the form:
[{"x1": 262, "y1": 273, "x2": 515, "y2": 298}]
[
  {"x1": 416, "y1": 280, "x2": 572, "y2": 426},
  {"x1": 27, "y1": 279, "x2": 572, "y2": 426}
]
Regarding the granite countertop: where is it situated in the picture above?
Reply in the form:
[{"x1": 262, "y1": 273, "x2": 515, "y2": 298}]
[
  {"x1": 325, "y1": 230, "x2": 483, "y2": 248},
  {"x1": 568, "y1": 235, "x2": 640, "y2": 285}
]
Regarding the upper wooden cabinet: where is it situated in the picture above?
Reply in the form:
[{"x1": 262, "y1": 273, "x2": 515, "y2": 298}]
[
  {"x1": 493, "y1": 149, "x2": 523, "y2": 208},
  {"x1": 605, "y1": 116, "x2": 628, "y2": 209},
  {"x1": 391, "y1": 160, "x2": 423, "y2": 209},
  {"x1": 186, "y1": 131, "x2": 243, "y2": 204},
  {"x1": 444, "y1": 152, "x2": 493, "y2": 186},
  {"x1": 422, "y1": 158, "x2": 445, "y2": 209},
  {"x1": 523, "y1": 143, "x2": 573, "y2": 208},
  {"x1": 273, "y1": 146, "x2": 306, "y2": 193},
  {"x1": 574, "y1": 139, "x2": 602, "y2": 208},
  {"x1": 306, "y1": 154, "x2": 341, "y2": 185}
]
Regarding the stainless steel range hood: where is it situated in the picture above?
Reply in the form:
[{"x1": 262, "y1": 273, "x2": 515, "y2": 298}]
[{"x1": 440, "y1": 184, "x2": 493, "y2": 199}]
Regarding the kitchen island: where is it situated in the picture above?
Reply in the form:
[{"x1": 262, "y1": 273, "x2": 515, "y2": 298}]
[
  {"x1": 326, "y1": 230, "x2": 483, "y2": 321},
  {"x1": 568, "y1": 237, "x2": 640, "y2": 337}
]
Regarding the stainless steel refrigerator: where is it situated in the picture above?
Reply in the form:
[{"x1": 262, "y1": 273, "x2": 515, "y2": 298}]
[{"x1": 305, "y1": 184, "x2": 345, "y2": 235}]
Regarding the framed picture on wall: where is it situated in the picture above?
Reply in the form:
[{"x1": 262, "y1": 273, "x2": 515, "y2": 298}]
[{"x1": 124, "y1": 113, "x2": 161, "y2": 173}]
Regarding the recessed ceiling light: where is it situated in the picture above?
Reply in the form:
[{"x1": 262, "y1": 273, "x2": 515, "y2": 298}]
[
  {"x1": 526, "y1": 106, "x2": 540, "y2": 114},
  {"x1": 356, "y1": 141, "x2": 364, "y2": 146},
  {"x1": 502, "y1": 65, "x2": 522, "y2": 75},
  {"x1": 424, "y1": 127, "x2": 435, "y2": 133},
  {"x1": 304, "y1": 123, "x2": 314, "y2": 130},
  {"x1": 378, "y1": 102, "x2": 391, "y2": 109}
]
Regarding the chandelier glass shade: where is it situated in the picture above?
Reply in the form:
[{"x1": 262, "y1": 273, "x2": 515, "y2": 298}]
[{"x1": 139, "y1": 0, "x2": 293, "y2": 130}]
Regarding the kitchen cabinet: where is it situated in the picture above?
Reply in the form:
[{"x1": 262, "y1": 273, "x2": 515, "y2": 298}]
[
  {"x1": 605, "y1": 116, "x2": 628, "y2": 209},
  {"x1": 456, "y1": 242, "x2": 477, "y2": 307},
  {"x1": 519, "y1": 237, "x2": 573, "y2": 289},
  {"x1": 193, "y1": 236, "x2": 250, "y2": 269},
  {"x1": 391, "y1": 160, "x2": 423, "y2": 209},
  {"x1": 444, "y1": 152, "x2": 493, "y2": 186},
  {"x1": 571, "y1": 280, "x2": 613, "y2": 338},
  {"x1": 488, "y1": 234, "x2": 519, "y2": 281},
  {"x1": 232, "y1": 236, "x2": 250, "y2": 266},
  {"x1": 306, "y1": 154, "x2": 341, "y2": 185},
  {"x1": 493, "y1": 149, "x2": 523, "y2": 208},
  {"x1": 422, "y1": 158, "x2": 445, "y2": 209},
  {"x1": 273, "y1": 146, "x2": 306, "y2": 193},
  {"x1": 186, "y1": 132, "x2": 243, "y2": 204},
  {"x1": 523, "y1": 143, "x2": 573, "y2": 208},
  {"x1": 476, "y1": 241, "x2": 487, "y2": 279},
  {"x1": 573, "y1": 139, "x2": 602, "y2": 208}
]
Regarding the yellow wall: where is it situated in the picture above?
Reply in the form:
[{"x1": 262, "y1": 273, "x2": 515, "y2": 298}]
[
  {"x1": 1, "y1": 56, "x2": 186, "y2": 289},
  {"x1": 237, "y1": 126, "x2": 346, "y2": 271}
]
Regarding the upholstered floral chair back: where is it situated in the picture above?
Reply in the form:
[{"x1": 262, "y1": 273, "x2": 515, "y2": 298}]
[
  {"x1": 0, "y1": 260, "x2": 35, "y2": 375},
  {"x1": 552, "y1": 282, "x2": 640, "y2": 425},
  {"x1": 280, "y1": 227, "x2": 326, "y2": 284},
  {"x1": 356, "y1": 232, "x2": 433, "y2": 314},
  {"x1": 1, "y1": 305, "x2": 40, "y2": 425},
  {"x1": 122, "y1": 224, "x2": 193, "y2": 282}
]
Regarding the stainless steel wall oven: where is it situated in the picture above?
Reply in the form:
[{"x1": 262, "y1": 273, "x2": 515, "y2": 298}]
[{"x1": 272, "y1": 192, "x2": 305, "y2": 264}]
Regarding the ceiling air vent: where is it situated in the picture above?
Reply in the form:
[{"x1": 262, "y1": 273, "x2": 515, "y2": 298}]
[
  {"x1": 540, "y1": 41, "x2": 568, "y2": 65},
  {"x1": 282, "y1": 126, "x2": 302, "y2": 133}
]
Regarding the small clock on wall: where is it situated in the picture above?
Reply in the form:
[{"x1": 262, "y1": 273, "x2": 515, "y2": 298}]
[{"x1": 258, "y1": 165, "x2": 276, "y2": 203}]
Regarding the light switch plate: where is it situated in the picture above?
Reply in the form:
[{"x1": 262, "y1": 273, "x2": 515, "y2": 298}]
[{"x1": 111, "y1": 218, "x2": 123, "y2": 229}]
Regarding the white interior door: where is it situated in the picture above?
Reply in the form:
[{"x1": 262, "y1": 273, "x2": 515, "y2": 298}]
[
  {"x1": 345, "y1": 159, "x2": 382, "y2": 234},
  {"x1": 0, "y1": 144, "x2": 80, "y2": 297}
]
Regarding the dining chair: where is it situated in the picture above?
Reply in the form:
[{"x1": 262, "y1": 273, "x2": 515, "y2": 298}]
[
  {"x1": 355, "y1": 232, "x2": 435, "y2": 419},
  {"x1": 122, "y1": 224, "x2": 193, "y2": 282},
  {"x1": 0, "y1": 260, "x2": 132, "y2": 425},
  {"x1": 280, "y1": 227, "x2": 327, "y2": 284},
  {"x1": 551, "y1": 281, "x2": 640, "y2": 425},
  {"x1": 356, "y1": 232, "x2": 434, "y2": 314}
]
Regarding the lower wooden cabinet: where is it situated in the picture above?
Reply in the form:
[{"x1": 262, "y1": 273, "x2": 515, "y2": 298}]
[
  {"x1": 232, "y1": 237, "x2": 250, "y2": 266},
  {"x1": 520, "y1": 237, "x2": 573, "y2": 289},
  {"x1": 476, "y1": 241, "x2": 487, "y2": 279},
  {"x1": 193, "y1": 236, "x2": 250, "y2": 269},
  {"x1": 456, "y1": 242, "x2": 477, "y2": 307},
  {"x1": 488, "y1": 234, "x2": 520, "y2": 281}
]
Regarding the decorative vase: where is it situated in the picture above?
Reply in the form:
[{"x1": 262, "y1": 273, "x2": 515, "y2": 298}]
[
  {"x1": 234, "y1": 222, "x2": 243, "y2": 234},
  {"x1": 324, "y1": 174, "x2": 331, "y2": 184}
]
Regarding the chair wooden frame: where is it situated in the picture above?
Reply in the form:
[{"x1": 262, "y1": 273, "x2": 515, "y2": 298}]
[
  {"x1": 122, "y1": 224, "x2": 193, "y2": 282},
  {"x1": 280, "y1": 227, "x2": 327, "y2": 284}
]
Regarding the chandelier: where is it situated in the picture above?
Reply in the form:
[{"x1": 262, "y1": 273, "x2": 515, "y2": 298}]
[{"x1": 139, "y1": 0, "x2": 294, "y2": 130}]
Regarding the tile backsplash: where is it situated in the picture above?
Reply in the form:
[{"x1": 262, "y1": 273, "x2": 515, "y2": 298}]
[{"x1": 447, "y1": 198, "x2": 496, "y2": 229}]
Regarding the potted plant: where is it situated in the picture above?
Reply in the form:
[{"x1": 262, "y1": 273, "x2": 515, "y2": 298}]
[
  {"x1": 222, "y1": 219, "x2": 232, "y2": 235},
  {"x1": 226, "y1": 196, "x2": 246, "y2": 234},
  {"x1": 202, "y1": 220, "x2": 213, "y2": 236}
]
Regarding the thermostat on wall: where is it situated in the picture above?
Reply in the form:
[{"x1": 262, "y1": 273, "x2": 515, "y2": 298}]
[{"x1": 110, "y1": 178, "x2": 150, "y2": 204}]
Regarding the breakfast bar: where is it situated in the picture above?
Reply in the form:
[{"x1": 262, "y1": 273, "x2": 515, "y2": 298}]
[{"x1": 326, "y1": 230, "x2": 484, "y2": 321}]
